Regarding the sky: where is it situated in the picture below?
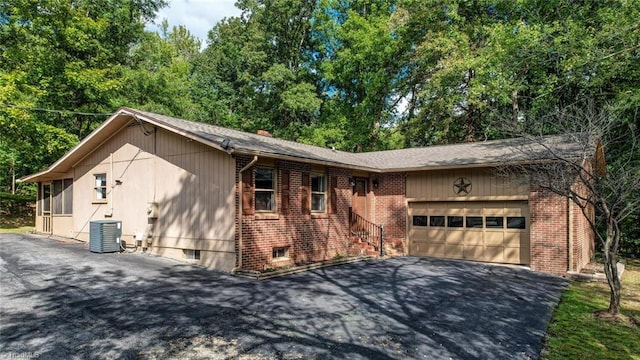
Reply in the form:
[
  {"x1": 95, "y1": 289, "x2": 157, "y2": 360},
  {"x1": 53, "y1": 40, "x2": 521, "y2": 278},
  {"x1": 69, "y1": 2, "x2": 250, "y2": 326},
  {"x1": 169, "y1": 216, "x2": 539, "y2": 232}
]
[{"x1": 148, "y1": 0, "x2": 242, "y2": 46}]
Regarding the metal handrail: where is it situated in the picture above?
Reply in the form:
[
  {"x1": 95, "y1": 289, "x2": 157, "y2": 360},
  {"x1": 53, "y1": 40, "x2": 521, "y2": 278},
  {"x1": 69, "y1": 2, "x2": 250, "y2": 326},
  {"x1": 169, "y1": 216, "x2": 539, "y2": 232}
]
[{"x1": 349, "y1": 207, "x2": 385, "y2": 256}]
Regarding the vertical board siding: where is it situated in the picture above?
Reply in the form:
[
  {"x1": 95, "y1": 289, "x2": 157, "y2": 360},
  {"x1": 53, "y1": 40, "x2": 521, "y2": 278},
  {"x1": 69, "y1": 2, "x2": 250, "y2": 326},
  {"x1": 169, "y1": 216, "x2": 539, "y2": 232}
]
[
  {"x1": 72, "y1": 125, "x2": 236, "y2": 270},
  {"x1": 406, "y1": 168, "x2": 528, "y2": 200}
]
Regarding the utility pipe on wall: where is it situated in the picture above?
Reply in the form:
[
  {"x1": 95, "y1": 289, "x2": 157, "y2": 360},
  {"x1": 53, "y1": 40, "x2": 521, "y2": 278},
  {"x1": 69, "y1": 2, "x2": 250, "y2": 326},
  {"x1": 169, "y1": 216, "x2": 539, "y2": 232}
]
[{"x1": 234, "y1": 155, "x2": 258, "y2": 272}]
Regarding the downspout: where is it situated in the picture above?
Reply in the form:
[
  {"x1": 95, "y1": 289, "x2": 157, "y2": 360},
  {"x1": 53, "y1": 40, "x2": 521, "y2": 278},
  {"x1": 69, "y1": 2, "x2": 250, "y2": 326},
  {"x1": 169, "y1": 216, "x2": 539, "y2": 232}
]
[
  {"x1": 106, "y1": 153, "x2": 114, "y2": 217},
  {"x1": 568, "y1": 196, "x2": 574, "y2": 272},
  {"x1": 233, "y1": 155, "x2": 258, "y2": 273}
]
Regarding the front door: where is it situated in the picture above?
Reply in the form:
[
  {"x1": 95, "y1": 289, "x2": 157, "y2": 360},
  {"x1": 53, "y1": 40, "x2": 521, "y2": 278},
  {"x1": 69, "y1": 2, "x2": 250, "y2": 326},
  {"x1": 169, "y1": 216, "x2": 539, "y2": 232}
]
[
  {"x1": 352, "y1": 178, "x2": 367, "y2": 216},
  {"x1": 41, "y1": 183, "x2": 52, "y2": 233}
]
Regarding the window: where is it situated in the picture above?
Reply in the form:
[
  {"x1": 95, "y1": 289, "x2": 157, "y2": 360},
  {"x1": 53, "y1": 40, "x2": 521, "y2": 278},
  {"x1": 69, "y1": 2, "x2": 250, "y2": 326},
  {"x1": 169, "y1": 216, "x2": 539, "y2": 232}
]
[
  {"x1": 507, "y1": 217, "x2": 526, "y2": 229},
  {"x1": 52, "y1": 178, "x2": 73, "y2": 215},
  {"x1": 184, "y1": 249, "x2": 200, "y2": 260},
  {"x1": 466, "y1": 216, "x2": 483, "y2": 228},
  {"x1": 94, "y1": 174, "x2": 107, "y2": 201},
  {"x1": 311, "y1": 173, "x2": 326, "y2": 212},
  {"x1": 272, "y1": 246, "x2": 289, "y2": 259},
  {"x1": 255, "y1": 167, "x2": 275, "y2": 211},
  {"x1": 430, "y1": 216, "x2": 445, "y2": 227},
  {"x1": 447, "y1": 216, "x2": 464, "y2": 228},
  {"x1": 486, "y1": 216, "x2": 504, "y2": 228},
  {"x1": 412, "y1": 215, "x2": 428, "y2": 227}
]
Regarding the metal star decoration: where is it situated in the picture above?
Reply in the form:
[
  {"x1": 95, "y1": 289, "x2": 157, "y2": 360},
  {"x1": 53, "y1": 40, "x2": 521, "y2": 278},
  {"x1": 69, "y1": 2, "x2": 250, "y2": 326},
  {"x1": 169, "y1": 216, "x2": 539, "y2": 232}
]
[{"x1": 453, "y1": 177, "x2": 472, "y2": 195}]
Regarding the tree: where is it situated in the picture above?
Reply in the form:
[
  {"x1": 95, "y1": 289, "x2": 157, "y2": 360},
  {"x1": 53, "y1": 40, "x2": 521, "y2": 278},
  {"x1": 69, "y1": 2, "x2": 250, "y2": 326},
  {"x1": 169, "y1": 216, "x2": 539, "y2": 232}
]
[
  {"x1": 116, "y1": 21, "x2": 202, "y2": 119},
  {"x1": 502, "y1": 105, "x2": 639, "y2": 315},
  {"x1": 190, "y1": 0, "x2": 321, "y2": 136}
]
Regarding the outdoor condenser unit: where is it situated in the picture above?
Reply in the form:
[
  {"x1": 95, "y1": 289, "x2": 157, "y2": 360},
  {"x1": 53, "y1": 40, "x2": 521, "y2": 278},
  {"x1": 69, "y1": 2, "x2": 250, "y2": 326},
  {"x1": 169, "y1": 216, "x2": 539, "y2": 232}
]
[{"x1": 89, "y1": 220, "x2": 122, "y2": 253}]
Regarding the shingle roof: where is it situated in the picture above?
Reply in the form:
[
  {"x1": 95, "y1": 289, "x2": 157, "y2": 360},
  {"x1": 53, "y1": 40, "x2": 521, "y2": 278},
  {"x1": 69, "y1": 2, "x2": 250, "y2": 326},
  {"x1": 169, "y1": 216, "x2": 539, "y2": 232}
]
[
  {"x1": 130, "y1": 108, "x2": 587, "y2": 171},
  {"x1": 20, "y1": 107, "x2": 589, "y2": 183}
]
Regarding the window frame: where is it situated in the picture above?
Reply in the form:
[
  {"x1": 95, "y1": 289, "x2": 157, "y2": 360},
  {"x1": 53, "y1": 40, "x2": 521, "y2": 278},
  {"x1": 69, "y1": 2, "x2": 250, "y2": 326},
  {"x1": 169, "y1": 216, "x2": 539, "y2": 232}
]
[
  {"x1": 94, "y1": 173, "x2": 107, "y2": 202},
  {"x1": 310, "y1": 172, "x2": 326, "y2": 213},
  {"x1": 52, "y1": 178, "x2": 73, "y2": 215},
  {"x1": 272, "y1": 246, "x2": 289, "y2": 260},
  {"x1": 254, "y1": 167, "x2": 276, "y2": 212}
]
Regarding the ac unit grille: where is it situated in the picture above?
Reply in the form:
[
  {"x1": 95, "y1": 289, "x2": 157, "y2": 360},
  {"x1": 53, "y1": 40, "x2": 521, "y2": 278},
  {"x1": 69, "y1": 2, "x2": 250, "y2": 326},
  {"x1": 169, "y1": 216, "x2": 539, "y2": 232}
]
[{"x1": 89, "y1": 220, "x2": 122, "y2": 253}]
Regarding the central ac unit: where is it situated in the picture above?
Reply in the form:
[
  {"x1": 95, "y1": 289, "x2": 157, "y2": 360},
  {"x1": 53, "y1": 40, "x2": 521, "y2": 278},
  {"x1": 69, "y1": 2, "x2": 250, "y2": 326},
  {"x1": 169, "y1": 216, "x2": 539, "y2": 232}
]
[{"x1": 89, "y1": 220, "x2": 122, "y2": 253}]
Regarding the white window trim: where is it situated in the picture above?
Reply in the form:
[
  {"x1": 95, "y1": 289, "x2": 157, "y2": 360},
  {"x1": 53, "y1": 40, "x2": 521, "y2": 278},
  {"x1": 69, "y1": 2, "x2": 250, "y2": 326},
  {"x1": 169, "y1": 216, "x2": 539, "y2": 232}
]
[
  {"x1": 94, "y1": 173, "x2": 107, "y2": 202},
  {"x1": 311, "y1": 172, "x2": 326, "y2": 213}
]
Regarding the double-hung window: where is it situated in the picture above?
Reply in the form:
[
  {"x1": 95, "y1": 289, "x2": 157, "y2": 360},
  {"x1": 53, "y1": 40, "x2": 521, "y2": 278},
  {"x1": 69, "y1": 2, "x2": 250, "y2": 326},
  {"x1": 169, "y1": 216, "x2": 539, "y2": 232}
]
[
  {"x1": 255, "y1": 167, "x2": 275, "y2": 211},
  {"x1": 94, "y1": 174, "x2": 107, "y2": 201},
  {"x1": 311, "y1": 173, "x2": 326, "y2": 212}
]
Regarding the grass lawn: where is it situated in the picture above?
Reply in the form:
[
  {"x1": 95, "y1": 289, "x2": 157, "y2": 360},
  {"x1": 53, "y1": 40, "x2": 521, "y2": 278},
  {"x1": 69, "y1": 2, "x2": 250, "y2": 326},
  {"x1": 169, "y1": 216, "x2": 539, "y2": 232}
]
[
  {"x1": 0, "y1": 215, "x2": 34, "y2": 234},
  {"x1": 542, "y1": 259, "x2": 640, "y2": 359}
]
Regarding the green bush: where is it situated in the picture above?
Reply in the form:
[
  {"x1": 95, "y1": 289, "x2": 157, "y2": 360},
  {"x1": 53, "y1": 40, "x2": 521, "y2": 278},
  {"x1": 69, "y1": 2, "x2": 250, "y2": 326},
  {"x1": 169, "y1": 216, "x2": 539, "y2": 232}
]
[{"x1": 0, "y1": 192, "x2": 35, "y2": 217}]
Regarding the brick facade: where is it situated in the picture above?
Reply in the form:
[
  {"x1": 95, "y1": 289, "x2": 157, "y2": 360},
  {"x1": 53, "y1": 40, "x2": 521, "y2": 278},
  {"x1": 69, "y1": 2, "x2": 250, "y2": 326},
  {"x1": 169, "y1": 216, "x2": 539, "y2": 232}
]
[
  {"x1": 235, "y1": 156, "x2": 353, "y2": 271},
  {"x1": 371, "y1": 173, "x2": 407, "y2": 255},
  {"x1": 529, "y1": 188, "x2": 569, "y2": 275},
  {"x1": 235, "y1": 155, "x2": 592, "y2": 276}
]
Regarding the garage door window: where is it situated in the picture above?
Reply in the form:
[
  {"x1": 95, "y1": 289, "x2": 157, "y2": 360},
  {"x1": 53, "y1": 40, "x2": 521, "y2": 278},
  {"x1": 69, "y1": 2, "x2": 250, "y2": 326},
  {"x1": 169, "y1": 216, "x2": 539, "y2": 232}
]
[
  {"x1": 430, "y1": 216, "x2": 445, "y2": 227},
  {"x1": 412, "y1": 216, "x2": 428, "y2": 227},
  {"x1": 447, "y1": 216, "x2": 464, "y2": 228},
  {"x1": 507, "y1": 217, "x2": 526, "y2": 229},
  {"x1": 466, "y1": 216, "x2": 483, "y2": 228},
  {"x1": 486, "y1": 217, "x2": 504, "y2": 228}
]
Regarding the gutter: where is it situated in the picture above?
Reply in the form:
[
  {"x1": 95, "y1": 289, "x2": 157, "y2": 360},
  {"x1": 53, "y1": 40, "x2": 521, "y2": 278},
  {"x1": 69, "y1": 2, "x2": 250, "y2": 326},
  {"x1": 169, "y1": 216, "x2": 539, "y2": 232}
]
[{"x1": 233, "y1": 155, "x2": 258, "y2": 273}]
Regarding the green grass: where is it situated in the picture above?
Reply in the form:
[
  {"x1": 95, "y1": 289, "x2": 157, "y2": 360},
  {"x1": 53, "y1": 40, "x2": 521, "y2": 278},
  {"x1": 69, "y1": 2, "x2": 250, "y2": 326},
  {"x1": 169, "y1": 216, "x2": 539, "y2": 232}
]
[
  {"x1": 0, "y1": 215, "x2": 34, "y2": 233},
  {"x1": 542, "y1": 259, "x2": 640, "y2": 359}
]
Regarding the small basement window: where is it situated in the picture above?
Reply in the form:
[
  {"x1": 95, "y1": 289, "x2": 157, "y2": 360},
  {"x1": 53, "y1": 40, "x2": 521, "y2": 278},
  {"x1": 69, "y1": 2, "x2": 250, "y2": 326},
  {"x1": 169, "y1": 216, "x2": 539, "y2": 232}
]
[
  {"x1": 272, "y1": 246, "x2": 289, "y2": 259},
  {"x1": 184, "y1": 249, "x2": 201, "y2": 260}
]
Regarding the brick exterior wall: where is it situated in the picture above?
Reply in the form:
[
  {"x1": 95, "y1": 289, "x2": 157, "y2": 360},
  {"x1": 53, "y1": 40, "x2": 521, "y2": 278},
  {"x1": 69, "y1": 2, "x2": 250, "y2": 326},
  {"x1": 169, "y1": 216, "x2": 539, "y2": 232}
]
[
  {"x1": 371, "y1": 173, "x2": 407, "y2": 255},
  {"x1": 529, "y1": 187, "x2": 569, "y2": 275},
  {"x1": 235, "y1": 155, "x2": 353, "y2": 271}
]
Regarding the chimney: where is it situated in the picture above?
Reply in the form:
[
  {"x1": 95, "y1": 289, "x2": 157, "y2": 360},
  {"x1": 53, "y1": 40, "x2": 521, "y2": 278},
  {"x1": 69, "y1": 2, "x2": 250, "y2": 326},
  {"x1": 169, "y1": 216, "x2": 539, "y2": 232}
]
[{"x1": 257, "y1": 130, "x2": 272, "y2": 137}]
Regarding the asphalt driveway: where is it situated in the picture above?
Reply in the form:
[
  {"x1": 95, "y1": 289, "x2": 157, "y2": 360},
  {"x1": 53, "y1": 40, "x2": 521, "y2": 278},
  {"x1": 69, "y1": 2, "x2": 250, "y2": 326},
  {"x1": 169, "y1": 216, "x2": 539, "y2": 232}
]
[{"x1": 0, "y1": 233, "x2": 566, "y2": 359}]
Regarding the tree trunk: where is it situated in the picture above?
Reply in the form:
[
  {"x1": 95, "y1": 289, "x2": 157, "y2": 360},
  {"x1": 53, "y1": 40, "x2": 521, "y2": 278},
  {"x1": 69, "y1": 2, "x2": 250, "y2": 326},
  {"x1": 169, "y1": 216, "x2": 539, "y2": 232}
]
[{"x1": 603, "y1": 211, "x2": 622, "y2": 314}]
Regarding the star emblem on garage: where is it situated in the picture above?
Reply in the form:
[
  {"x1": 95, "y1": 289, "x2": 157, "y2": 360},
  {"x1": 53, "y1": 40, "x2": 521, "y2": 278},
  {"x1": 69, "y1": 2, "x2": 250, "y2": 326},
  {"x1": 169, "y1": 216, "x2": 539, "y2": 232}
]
[{"x1": 453, "y1": 177, "x2": 472, "y2": 196}]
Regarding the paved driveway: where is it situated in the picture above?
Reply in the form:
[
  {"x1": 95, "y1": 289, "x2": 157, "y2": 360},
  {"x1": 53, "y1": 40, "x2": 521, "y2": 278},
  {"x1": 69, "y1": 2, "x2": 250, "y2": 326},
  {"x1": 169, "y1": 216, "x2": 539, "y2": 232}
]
[{"x1": 0, "y1": 233, "x2": 566, "y2": 359}]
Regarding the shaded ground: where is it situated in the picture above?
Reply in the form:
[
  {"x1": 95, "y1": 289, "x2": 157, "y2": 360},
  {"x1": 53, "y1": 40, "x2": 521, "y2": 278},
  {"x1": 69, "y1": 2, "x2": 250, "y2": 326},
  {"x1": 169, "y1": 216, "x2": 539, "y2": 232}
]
[{"x1": 0, "y1": 233, "x2": 566, "y2": 359}]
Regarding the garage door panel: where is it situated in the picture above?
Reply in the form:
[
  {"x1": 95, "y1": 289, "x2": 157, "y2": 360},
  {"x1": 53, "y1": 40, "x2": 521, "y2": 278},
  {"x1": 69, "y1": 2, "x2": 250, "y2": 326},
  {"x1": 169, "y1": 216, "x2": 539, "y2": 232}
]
[
  {"x1": 484, "y1": 231, "x2": 504, "y2": 246},
  {"x1": 446, "y1": 244, "x2": 464, "y2": 258},
  {"x1": 426, "y1": 244, "x2": 446, "y2": 257},
  {"x1": 409, "y1": 201, "x2": 530, "y2": 266},
  {"x1": 504, "y1": 247, "x2": 521, "y2": 264},
  {"x1": 504, "y1": 232, "x2": 523, "y2": 247},
  {"x1": 427, "y1": 229, "x2": 446, "y2": 243},
  {"x1": 485, "y1": 246, "x2": 504, "y2": 262},
  {"x1": 447, "y1": 230, "x2": 464, "y2": 244},
  {"x1": 409, "y1": 228, "x2": 428, "y2": 241},
  {"x1": 464, "y1": 231, "x2": 484, "y2": 245},
  {"x1": 464, "y1": 245, "x2": 483, "y2": 260}
]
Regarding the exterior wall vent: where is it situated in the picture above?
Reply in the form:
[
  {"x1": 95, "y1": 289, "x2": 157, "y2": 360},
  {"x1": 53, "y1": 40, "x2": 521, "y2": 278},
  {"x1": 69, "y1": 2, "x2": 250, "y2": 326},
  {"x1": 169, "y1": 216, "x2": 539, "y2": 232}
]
[{"x1": 89, "y1": 220, "x2": 122, "y2": 253}]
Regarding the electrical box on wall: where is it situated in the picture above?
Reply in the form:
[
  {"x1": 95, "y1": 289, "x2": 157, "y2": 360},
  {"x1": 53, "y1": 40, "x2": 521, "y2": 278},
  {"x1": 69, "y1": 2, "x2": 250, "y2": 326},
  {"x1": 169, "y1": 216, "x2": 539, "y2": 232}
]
[{"x1": 147, "y1": 202, "x2": 159, "y2": 218}]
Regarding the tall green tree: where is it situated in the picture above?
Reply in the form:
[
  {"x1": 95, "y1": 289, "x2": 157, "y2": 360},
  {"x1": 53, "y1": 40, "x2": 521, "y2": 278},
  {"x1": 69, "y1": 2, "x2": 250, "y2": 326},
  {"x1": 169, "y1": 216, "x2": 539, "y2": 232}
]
[
  {"x1": 116, "y1": 20, "x2": 202, "y2": 119},
  {"x1": 190, "y1": 0, "x2": 322, "y2": 137}
]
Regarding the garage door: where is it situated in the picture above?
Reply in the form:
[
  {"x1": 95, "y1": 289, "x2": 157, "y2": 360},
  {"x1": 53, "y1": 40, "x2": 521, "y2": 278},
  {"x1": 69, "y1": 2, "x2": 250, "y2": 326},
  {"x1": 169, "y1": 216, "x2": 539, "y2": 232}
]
[{"x1": 408, "y1": 201, "x2": 530, "y2": 265}]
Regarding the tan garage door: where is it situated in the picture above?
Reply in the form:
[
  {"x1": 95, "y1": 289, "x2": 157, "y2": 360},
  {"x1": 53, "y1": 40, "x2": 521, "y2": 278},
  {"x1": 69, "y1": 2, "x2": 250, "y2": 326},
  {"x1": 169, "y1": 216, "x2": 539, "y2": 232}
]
[{"x1": 408, "y1": 201, "x2": 530, "y2": 265}]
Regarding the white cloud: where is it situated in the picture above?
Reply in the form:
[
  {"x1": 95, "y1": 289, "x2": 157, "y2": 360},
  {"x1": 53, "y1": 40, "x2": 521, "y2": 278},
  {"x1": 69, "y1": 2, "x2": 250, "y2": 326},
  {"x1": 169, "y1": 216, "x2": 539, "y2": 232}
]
[{"x1": 147, "y1": 0, "x2": 242, "y2": 45}]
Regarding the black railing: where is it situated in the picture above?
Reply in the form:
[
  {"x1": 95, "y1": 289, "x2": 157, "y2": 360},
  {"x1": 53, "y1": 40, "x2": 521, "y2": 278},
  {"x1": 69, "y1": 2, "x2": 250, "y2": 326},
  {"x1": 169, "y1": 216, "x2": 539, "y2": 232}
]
[{"x1": 349, "y1": 207, "x2": 385, "y2": 256}]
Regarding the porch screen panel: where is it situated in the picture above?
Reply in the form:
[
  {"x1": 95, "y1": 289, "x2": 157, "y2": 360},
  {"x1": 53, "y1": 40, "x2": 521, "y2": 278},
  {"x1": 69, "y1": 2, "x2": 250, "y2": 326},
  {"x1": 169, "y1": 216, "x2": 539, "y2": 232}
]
[
  {"x1": 63, "y1": 178, "x2": 73, "y2": 214},
  {"x1": 53, "y1": 180, "x2": 63, "y2": 214},
  {"x1": 37, "y1": 183, "x2": 42, "y2": 216}
]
